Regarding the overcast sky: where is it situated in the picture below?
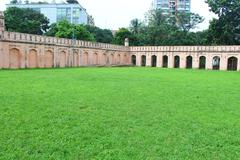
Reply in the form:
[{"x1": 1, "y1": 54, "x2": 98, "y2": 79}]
[{"x1": 0, "y1": 0, "x2": 217, "y2": 31}]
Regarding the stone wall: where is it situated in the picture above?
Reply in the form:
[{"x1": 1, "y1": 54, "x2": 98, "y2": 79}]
[
  {"x1": 0, "y1": 31, "x2": 130, "y2": 69},
  {"x1": 1, "y1": 10, "x2": 240, "y2": 71},
  {"x1": 130, "y1": 46, "x2": 240, "y2": 71}
]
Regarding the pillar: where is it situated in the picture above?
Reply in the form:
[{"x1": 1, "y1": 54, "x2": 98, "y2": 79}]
[
  {"x1": 192, "y1": 54, "x2": 199, "y2": 69},
  {"x1": 0, "y1": 11, "x2": 4, "y2": 69},
  {"x1": 146, "y1": 53, "x2": 151, "y2": 67},
  {"x1": 206, "y1": 54, "x2": 212, "y2": 70},
  {"x1": 180, "y1": 55, "x2": 186, "y2": 69},
  {"x1": 54, "y1": 48, "x2": 57, "y2": 68},
  {"x1": 157, "y1": 53, "x2": 162, "y2": 67},
  {"x1": 0, "y1": 41, "x2": 2, "y2": 69},
  {"x1": 220, "y1": 55, "x2": 227, "y2": 71},
  {"x1": 136, "y1": 53, "x2": 141, "y2": 66},
  {"x1": 168, "y1": 53, "x2": 173, "y2": 68},
  {"x1": 238, "y1": 56, "x2": 240, "y2": 71}
]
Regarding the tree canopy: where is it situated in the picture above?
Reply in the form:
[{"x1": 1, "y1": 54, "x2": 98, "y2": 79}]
[
  {"x1": 4, "y1": 7, "x2": 49, "y2": 35},
  {"x1": 45, "y1": 20, "x2": 94, "y2": 41},
  {"x1": 112, "y1": 9, "x2": 205, "y2": 46},
  {"x1": 66, "y1": 0, "x2": 79, "y2": 4},
  {"x1": 85, "y1": 25, "x2": 113, "y2": 43},
  {"x1": 206, "y1": 0, "x2": 240, "y2": 44}
]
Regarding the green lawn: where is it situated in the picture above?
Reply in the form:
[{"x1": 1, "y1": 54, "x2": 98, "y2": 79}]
[{"x1": 0, "y1": 68, "x2": 240, "y2": 159}]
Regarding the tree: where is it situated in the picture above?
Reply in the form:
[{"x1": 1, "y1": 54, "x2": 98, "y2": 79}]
[
  {"x1": 176, "y1": 12, "x2": 204, "y2": 32},
  {"x1": 113, "y1": 28, "x2": 138, "y2": 46},
  {"x1": 85, "y1": 25, "x2": 113, "y2": 43},
  {"x1": 66, "y1": 0, "x2": 79, "y2": 4},
  {"x1": 10, "y1": 0, "x2": 18, "y2": 4},
  {"x1": 144, "y1": 9, "x2": 177, "y2": 46},
  {"x1": 129, "y1": 19, "x2": 143, "y2": 34},
  {"x1": 45, "y1": 20, "x2": 95, "y2": 41},
  {"x1": 4, "y1": 7, "x2": 49, "y2": 35},
  {"x1": 127, "y1": 9, "x2": 206, "y2": 46},
  {"x1": 206, "y1": 0, "x2": 240, "y2": 44}
]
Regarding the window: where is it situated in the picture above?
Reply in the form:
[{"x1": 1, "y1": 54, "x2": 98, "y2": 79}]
[
  {"x1": 72, "y1": 8, "x2": 81, "y2": 24},
  {"x1": 57, "y1": 8, "x2": 71, "y2": 22}
]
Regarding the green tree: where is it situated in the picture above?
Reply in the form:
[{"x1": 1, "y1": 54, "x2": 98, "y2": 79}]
[
  {"x1": 176, "y1": 12, "x2": 204, "y2": 32},
  {"x1": 144, "y1": 9, "x2": 176, "y2": 46},
  {"x1": 4, "y1": 7, "x2": 49, "y2": 35},
  {"x1": 10, "y1": 0, "x2": 18, "y2": 4},
  {"x1": 129, "y1": 19, "x2": 143, "y2": 34},
  {"x1": 85, "y1": 25, "x2": 113, "y2": 43},
  {"x1": 113, "y1": 28, "x2": 138, "y2": 46},
  {"x1": 206, "y1": 0, "x2": 240, "y2": 44},
  {"x1": 66, "y1": 0, "x2": 79, "y2": 4},
  {"x1": 127, "y1": 9, "x2": 206, "y2": 46},
  {"x1": 45, "y1": 20, "x2": 95, "y2": 41}
]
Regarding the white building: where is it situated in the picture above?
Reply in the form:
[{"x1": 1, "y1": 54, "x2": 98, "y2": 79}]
[
  {"x1": 152, "y1": 0, "x2": 191, "y2": 15},
  {"x1": 6, "y1": 2, "x2": 94, "y2": 25}
]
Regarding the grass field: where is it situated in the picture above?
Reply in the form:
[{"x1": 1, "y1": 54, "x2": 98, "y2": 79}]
[{"x1": 0, "y1": 68, "x2": 240, "y2": 159}]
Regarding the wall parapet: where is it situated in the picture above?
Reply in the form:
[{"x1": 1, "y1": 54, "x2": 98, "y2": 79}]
[
  {"x1": 0, "y1": 31, "x2": 129, "y2": 51},
  {"x1": 130, "y1": 46, "x2": 240, "y2": 52}
]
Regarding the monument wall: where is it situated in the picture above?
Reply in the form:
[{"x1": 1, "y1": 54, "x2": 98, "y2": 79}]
[
  {"x1": 130, "y1": 46, "x2": 240, "y2": 71},
  {"x1": 0, "y1": 31, "x2": 130, "y2": 69},
  {"x1": 0, "y1": 11, "x2": 240, "y2": 71}
]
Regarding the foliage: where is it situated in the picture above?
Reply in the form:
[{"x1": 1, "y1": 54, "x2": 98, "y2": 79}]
[
  {"x1": 124, "y1": 9, "x2": 205, "y2": 46},
  {"x1": 66, "y1": 0, "x2": 79, "y2": 4},
  {"x1": 10, "y1": 0, "x2": 18, "y2": 4},
  {"x1": 85, "y1": 25, "x2": 113, "y2": 43},
  {"x1": 206, "y1": 0, "x2": 240, "y2": 44},
  {"x1": 45, "y1": 20, "x2": 95, "y2": 41},
  {"x1": 176, "y1": 12, "x2": 204, "y2": 32},
  {"x1": 0, "y1": 68, "x2": 240, "y2": 159},
  {"x1": 112, "y1": 28, "x2": 138, "y2": 46},
  {"x1": 129, "y1": 18, "x2": 143, "y2": 34},
  {"x1": 4, "y1": 7, "x2": 49, "y2": 35}
]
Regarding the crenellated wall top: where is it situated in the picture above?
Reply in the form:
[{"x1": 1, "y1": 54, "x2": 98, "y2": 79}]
[
  {"x1": 130, "y1": 46, "x2": 240, "y2": 52},
  {"x1": 1, "y1": 30, "x2": 240, "y2": 53},
  {"x1": 0, "y1": 31, "x2": 129, "y2": 51}
]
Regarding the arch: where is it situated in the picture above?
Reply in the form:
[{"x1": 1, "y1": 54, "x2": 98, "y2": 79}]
[
  {"x1": 117, "y1": 54, "x2": 121, "y2": 64},
  {"x1": 59, "y1": 51, "x2": 67, "y2": 68},
  {"x1": 199, "y1": 56, "x2": 206, "y2": 69},
  {"x1": 83, "y1": 52, "x2": 89, "y2": 65},
  {"x1": 131, "y1": 55, "x2": 136, "y2": 66},
  {"x1": 28, "y1": 49, "x2": 38, "y2": 68},
  {"x1": 123, "y1": 54, "x2": 127, "y2": 64},
  {"x1": 186, "y1": 56, "x2": 193, "y2": 69},
  {"x1": 93, "y1": 53, "x2": 98, "y2": 65},
  {"x1": 162, "y1": 55, "x2": 168, "y2": 68},
  {"x1": 110, "y1": 54, "x2": 114, "y2": 65},
  {"x1": 141, "y1": 55, "x2": 146, "y2": 66},
  {"x1": 73, "y1": 52, "x2": 79, "y2": 67},
  {"x1": 151, "y1": 55, "x2": 157, "y2": 67},
  {"x1": 227, "y1": 57, "x2": 238, "y2": 71},
  {"x1": 9, "y1": 48, "x2": 21, "y2": 69},
  {"x1": 212, "y1": 56, "x2": 220, "y2": 70},
  {"x1": 44, "y1": 50, "x2": 54, "y2": 68},
  {"x1": 174, "y1": 56, "x2": 180, "y2": 68},
  {"x1": 103, "y1": 53, "x2": 107, "y2": 65}
]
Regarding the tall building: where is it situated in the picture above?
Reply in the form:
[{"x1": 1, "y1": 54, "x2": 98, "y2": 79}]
[
  {"x1": 6, "y1": 1, "x2": 94, "y2": 25},
  {"x1": 152, "y1": 0, "x2": 191, "y2": 15}
]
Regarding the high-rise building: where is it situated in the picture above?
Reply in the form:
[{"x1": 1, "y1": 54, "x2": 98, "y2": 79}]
[
  {"x1": 152, "y1": 0, "x2": 191, "y2": 15},
  {"x1": 6, "y1": 1, "x2": 94, "y2": 25}
]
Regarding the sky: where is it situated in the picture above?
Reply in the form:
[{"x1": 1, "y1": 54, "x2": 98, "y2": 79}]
[{"x1": 0, "y1": 0, "x2": 217, "y2": 31}]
